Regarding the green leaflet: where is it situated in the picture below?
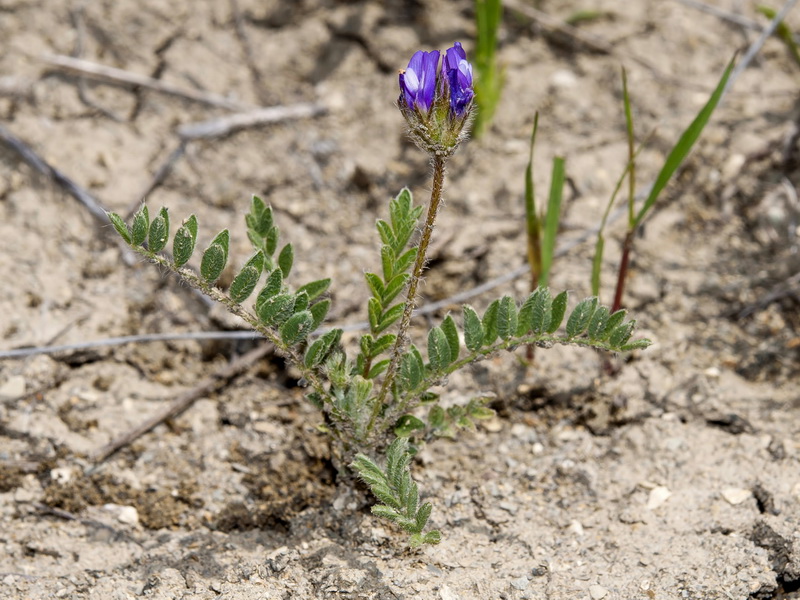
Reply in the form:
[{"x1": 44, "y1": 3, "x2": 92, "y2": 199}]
[
  {"x1": 587, "y1": 305, "x2": 610, "y2": 341},
  {"x1": 278, "y1": 243, "x2": 294, "y2": 278},
  {"x1": 440, "y1": 314, "x2": 460, "y2": 363},
  {"x1": 298, "y1": 278, "x2": 331, "y2": 302},
  {"x1": 131, "y1": 205, "x2": 149, "y2": 246},
  {"x1": 481, "y1": 299, "x2": 500, "y2": 345},
  {"x1": 394, "y1": 414, "x2": 425, "y2": 437},
  {"x1": 107, "y1": 212, "x2": 131, "y2": 244},
  {"x1": 200, "y1": 244, "x2": 226, "y2": 283},
  {"x1": 566, "y1": 297, "x2": 598, "y2": 338},
  {"x1": 280, "y1": 310, "x2": 314, "y2": 345},
  {"x1": 229, "y1": 265, "x2": 260, "y2": 303},
  {"x1": 609, "y1": 320, "x2": 635, "y2": 348},
  {"x1": 148, "y1": 207, "x2": 169, "y2": 252},
  {"x1": 463, "y1": 305, "x2": 484, "y2": 352},
  {"x1": 173, "y1": 215, "x2": 198, "y2": 267},
  {"x1": 427, "y1": 326, "x2": 451, "y2": 372},
  {"x1": 309, "y1": 298, "x2": 330, "y2": 330},
  {"x1": 304, "y1": 328, "x2": 342, "y2": 367},
  {"x1": 496, "y1": 295, "x2": 518, "y2": 341},
  {"x1": 547, "y1": 290, "x2": 569, "y2": 334},
  {"x1": 530, "y1": 287, "x2": 552, "y2": 334},
  {"x1": 256, "y1": 292, "x2": 294, "y2": 326}
]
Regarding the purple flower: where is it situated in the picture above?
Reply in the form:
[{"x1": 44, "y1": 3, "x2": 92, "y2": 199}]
[
  {"x1": 444, "y1": 42, "x2": 474, "y2": 117},
  {"x1": 399, "y1": 50, "x2": 440, "y2": 113}
]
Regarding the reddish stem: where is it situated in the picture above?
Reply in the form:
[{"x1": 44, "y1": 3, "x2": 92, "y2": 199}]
[{"x1": 611, "y1": 230, "x2": 635, "y2": 313}]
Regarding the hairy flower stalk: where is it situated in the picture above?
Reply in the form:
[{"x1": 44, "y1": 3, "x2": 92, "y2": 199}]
[{"x1": 369, "y1": 43, "x2": 475, "y2": 436}]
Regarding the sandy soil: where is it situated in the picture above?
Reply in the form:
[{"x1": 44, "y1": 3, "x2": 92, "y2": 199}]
[{"x1": 1, "y1": 1, "x2": 800, "y2": 598}]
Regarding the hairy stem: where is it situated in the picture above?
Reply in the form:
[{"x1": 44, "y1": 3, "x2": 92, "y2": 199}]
[{"x1": 368, "y1": 155, "x2": 448, "y2": 435}]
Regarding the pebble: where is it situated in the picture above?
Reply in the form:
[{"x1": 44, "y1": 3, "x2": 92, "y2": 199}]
[
  {"x1": 510, "y1": 575, "x2": 529, "y2": 591},
  {"x1": 0, "y1": 376, "x2": 26, "y2": 400},
  {"x1": 50, "y1": 467, "x2": 73, "y2": 484},
  {"x1": 589, "y1": 584, "x2": 609, "y2": 599},
  {"x1": 440, "y1": 585, "x2": 459, "y2": 600},
  {"x1": 568, "y1": 520, "x2": 585, "y2": 537},
  {"x1": 721, "y1": 488, "x2": 751, "y2": 505},
  {"x1": 103, "y1": 504, "x2": 139, "y2": 526},
  {"x1": 646, "y1": 486, "x2": 671, "y2": 510}
]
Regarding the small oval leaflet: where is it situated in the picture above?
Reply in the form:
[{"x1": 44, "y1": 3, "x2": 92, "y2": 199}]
[{"x1": 200, "y1": 243, "x2": 227, "y2": 283}]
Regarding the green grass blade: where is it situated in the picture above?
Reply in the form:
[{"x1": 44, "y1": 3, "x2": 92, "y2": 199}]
[
  {"x1": 622, "y1": 67, "x2": 636, "y2": 226},
  {"x1": 525, "y1": 113, "x2": 542, "y2": 287},
  {"x1": 539, "y1": 156, "x2": 565, "y2": 288},
  {"x1": 632, "y1": 57, "x2": 735, "y2": 229},
  {"x1": 473, "y1": 0, "x2": 504, "y2": 137}
]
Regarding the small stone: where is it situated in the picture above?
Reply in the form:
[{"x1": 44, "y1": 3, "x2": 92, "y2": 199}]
[
  {"x1": 482, "y1": 418, "x2": 502, "y2": 433},
  {"x1": 440, "y1": 585, "x2": 459, "y2": 600},
  {"x1": 103, "y1": 504, "x2": 139, "y2": 526},
  {"x1": 646, "y1": 486, "x2": 671, "y2": 510},
  {"x1": 50, "y1": 467, "x2": 72, "y2": 484},
  {"x1": 510, "y1": 575, "x2": 529, "y2": 591},
  {"x1": 721, "y1": 488, "x2": 751, "y2": 505},
  {"x1": 589, "y1": 584, "x2": 609, "y2": 599},
  {"x1": 568, "y1": 520, "x2": 585, "y2": 536},
  {"x1": 0, "y1": 376, "x2": 25, "y2": 400}
]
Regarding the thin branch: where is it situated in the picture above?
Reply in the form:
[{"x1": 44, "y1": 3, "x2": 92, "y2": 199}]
[
  {"x1": 177, "y1": 103, "x2": 327, "y2": 140},
  {"x1": 40, "y1": 53, "x2": 254, "y2": 112},
  {"x1": 0, "y1": 124, "x2": 109, "y2": 224},
  {"x1": 722, "y1": 0, "x2": 800, "y2": 100},
  {"x1": 89, "y1": 342, "x2": 273, "y2": 463}
]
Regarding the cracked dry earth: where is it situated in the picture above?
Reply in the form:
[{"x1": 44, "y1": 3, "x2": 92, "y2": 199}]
[{"x1": 1, "y1": 0, "x2": 800, "y2": 599}]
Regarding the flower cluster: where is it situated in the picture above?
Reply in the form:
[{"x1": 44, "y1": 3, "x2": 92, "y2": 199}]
[{"x1": 398, "y1": 42, "x2": 475, "y2": 156}]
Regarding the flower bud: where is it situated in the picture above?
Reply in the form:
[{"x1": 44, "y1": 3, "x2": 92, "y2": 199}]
[{"x1": 398, "y1": 42, "x2": 475, "y2": 157}]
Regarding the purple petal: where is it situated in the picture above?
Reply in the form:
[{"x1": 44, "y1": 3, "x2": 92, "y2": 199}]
[
  {"x1": 399, "y1": 49, "x2": 440, "y2": 112},
  {"x1": 444, "y1": 42, "x2": 474, "y2": 117}
]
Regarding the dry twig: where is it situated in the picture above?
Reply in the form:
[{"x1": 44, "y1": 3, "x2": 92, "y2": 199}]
[
  {"x1": 89, "y1": 342, "x2": 273, "y2": 463},
  {"x1": 177, "y1": 103, "x2": 327, "y2": 140},
  {"x1": 40, "y1": 53, "x2": 254, "y2": 111}
]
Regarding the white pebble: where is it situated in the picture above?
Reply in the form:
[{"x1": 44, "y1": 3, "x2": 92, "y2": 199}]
[
  {"x1": 646, "y1": 486, "x2": 671, "y2": 510},
  {"x1": 721, "y1": 488, "x2": 751, "y2": 505},
  {"x1": 590, "y1": 584, "x2": 609, "y2": 599}
]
